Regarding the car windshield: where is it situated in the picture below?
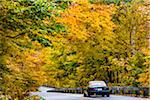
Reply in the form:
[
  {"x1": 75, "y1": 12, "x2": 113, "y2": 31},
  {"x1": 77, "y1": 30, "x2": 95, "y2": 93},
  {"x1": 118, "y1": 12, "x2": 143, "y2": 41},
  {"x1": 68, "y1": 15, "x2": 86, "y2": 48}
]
[{"x1": 89, "y1": 81, "x2": 106, "y2": 87}]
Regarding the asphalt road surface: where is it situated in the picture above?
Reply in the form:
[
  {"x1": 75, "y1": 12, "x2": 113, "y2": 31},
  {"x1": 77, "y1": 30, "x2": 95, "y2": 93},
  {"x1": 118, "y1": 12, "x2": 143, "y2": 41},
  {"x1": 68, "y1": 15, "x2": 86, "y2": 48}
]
[{"x1": 30, "y1": 86, "x2": 150, "y2": 100}]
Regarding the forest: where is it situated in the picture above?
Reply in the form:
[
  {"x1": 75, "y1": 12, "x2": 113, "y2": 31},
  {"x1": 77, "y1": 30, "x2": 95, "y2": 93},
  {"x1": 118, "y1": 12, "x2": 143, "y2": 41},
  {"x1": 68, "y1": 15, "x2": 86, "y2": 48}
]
[{"x1": 0, "y1": 0, "x2": 149, "y2": 99}]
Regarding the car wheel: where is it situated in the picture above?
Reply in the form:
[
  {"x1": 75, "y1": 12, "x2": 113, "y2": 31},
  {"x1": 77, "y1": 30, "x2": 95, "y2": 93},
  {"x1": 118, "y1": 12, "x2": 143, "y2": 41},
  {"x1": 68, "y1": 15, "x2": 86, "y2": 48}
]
[
  {"x1": 107, "y1": 94, "x2": 110, "y2": 97},
  {"x1": 84, "y1": 93, "x2": 87, "y2": 97},
  {"x1": 102, "y1": 94, "x2": 104, "y2": 97}
]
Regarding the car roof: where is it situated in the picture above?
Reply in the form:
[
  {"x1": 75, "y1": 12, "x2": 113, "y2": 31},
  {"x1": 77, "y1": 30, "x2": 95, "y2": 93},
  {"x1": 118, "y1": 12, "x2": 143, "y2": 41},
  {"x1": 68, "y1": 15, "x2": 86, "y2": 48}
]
[
  {"x1": 89, "y1": 81, "x2": 105, "y2": 83},
  {"x1": 89, "y1": 81, "x2": 106, "y2": 87}
]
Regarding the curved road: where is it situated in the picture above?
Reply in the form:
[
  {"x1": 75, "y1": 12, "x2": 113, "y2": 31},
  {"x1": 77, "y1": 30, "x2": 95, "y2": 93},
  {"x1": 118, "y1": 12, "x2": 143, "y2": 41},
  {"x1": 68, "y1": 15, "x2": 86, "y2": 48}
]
[{"x1": 30, "y1": 86, "x2": 150, "y2": 100}]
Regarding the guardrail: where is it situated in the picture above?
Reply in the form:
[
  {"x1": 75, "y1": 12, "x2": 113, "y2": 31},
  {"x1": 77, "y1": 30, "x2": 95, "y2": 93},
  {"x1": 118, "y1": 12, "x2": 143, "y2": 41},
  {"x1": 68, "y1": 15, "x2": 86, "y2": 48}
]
[
  {"x1": 110, "y1": 86, "x2": 149, "y2": 98},
  {"x1": 46, "y1": 86, "x2": 150, "y2": 98}
]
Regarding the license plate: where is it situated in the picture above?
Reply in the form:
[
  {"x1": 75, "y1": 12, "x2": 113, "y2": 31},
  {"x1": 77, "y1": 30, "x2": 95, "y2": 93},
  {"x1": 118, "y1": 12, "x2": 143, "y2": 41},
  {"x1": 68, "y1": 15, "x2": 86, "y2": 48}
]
[{"x1": 97, "y1": 88, "x2": 102, "y2": 91}]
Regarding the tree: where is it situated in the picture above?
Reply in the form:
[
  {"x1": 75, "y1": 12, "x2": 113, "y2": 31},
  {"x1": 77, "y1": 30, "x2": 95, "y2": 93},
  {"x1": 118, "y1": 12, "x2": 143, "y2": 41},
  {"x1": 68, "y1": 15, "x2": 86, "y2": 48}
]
[
  {"x1": 109, "y1": 0, "x2": 149, "y2": 86},
  {"x1": 0, "y1": 0, "x2": 57, "y2": 99},
  {"x1": 53, "y1": 0, "x2": 116, "y2": 87}
]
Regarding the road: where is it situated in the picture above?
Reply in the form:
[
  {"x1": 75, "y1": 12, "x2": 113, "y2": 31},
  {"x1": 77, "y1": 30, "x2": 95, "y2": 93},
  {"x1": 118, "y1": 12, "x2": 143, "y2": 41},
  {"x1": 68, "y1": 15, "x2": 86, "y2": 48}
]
[{"x1": 30, "y1": 86, "x2": 150, "y2": 100}]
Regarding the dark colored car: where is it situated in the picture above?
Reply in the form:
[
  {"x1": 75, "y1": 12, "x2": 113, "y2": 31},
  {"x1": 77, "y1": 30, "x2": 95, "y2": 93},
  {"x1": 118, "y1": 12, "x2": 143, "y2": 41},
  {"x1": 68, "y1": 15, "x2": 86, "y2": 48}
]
[{"x1": 83, "y1": 81, "x2": 110, "y2": 97}]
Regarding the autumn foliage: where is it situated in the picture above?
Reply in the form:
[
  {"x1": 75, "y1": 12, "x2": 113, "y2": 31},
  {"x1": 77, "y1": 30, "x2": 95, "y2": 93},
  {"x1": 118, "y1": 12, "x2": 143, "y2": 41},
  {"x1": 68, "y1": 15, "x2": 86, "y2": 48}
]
[{"x1": 0, "y1": 0, "x2": 149, "y2": 99}]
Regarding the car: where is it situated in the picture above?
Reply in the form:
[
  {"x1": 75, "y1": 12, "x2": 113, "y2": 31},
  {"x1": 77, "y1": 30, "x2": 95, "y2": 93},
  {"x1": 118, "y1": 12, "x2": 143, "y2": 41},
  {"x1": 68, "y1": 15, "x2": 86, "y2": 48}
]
[{"x1": 83, "y1": 81, "x2": 110, "y2": 97}]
